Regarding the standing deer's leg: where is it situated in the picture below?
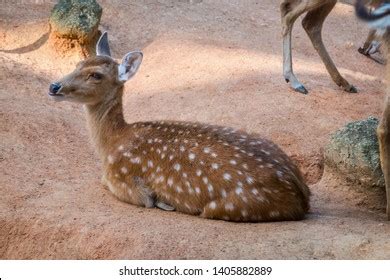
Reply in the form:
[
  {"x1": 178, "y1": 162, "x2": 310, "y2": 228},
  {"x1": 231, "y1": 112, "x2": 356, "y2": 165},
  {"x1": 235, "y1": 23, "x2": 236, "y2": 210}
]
[
  {"x1": 377, "y1": 94, "x2": 390, "y2": 220},
  {"x1": 302, "y1": 1, "x2": 358, "y2": 93},
  {"x1": 281, "y1": 2, "x2": 310, "y2": 94},
  {"x1": 359, "y1": 29, "x2": 379, "y2": 55}
]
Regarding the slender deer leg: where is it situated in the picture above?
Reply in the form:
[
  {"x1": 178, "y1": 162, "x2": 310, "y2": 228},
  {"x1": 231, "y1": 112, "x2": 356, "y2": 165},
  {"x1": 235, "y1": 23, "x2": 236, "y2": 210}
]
[
  {"x1": 281, "y1": 2, "x2": 310, "y2": 94},
  {"x1": 377, "y1": 94, "x2": 390, "y2": 220},
  {"x1": 359, "y1": 29, "x2": 378, "y2": 55},
  {"x1": 282, "y1": 25, "x2": 308, "y2": 94},
  {"x1": 302, "y1": 1, "x2": 357, "y2": 93}
]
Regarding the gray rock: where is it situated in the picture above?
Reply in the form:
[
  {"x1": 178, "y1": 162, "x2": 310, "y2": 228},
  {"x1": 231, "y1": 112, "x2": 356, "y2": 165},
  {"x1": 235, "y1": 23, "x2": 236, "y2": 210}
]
[
  {"x1": 50, "y1": 0, "x2": 102, "y2": 44},
  {"x1": 324, "y1": 117, "x2": 384, "y2": 188}
]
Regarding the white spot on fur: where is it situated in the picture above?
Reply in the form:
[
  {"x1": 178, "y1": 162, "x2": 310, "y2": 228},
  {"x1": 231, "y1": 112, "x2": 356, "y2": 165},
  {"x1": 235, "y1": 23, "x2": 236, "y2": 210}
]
[
  {"x1": 173, "y1": 163, "x2": 181, "y2": 171},
  {"x1": 147, "y1": 160, "x2": 154, "y2": 168},
  {"x1": 230, "y1": 159, "x2": 237, "y2": 165},
  {"x1": 225, "y1": 202, "x2": 235, "y2": 211},
  {"x1": 251, "y1": 188, "x2": 259, "y2": 195},
  {"x1": 209, "y1": 201, "x2": 217, "y2": 209},
  {"x1": 211, "y1": 163, "x2": 219, "y2": 169},
  {"x1": 203, "y1": 147, "x2": 210, "y2": 154},
  {"x1": 188, "y1": 153, "x2": 196, "y2": 160},
  {"x1": 107, "y1": 155, "x2": 114, "y2": 164},
  {"x1": 120, "y1": 167, "x2": 128, "y2": 174},
  {"x1": 235, "y1": 187, "x2": 243, "y2": 195},
  {"x1": 167, "y1": 177, "x2": 174, "y2": 187},
  {"x1": 118, "y1": 145, "x2": 124, "y2": 151},
  {"x1": 130, "y1": 157, "x2": 141, "y2": 164},
  {"x1": 156, "y1": 175, "x2": 165, "y2": 183},
  {"x1": 269, "y1": 211, "x2": 280, "y2": 218},
  {"x1": 246, "y1": 176, "x2": 255, "y2": 184},
  {"x1": 123, "y1": 152, "x2": 132, "y2": 158},
  {"x1": 196, "y1": 169, "x2": 202, "y2": 176},
  {"x1": 202, "y1": 177, "x2": 209, "y2": 184},
  {"x1": 223, "y1": 173, "x2": 232, "y2": 181}
]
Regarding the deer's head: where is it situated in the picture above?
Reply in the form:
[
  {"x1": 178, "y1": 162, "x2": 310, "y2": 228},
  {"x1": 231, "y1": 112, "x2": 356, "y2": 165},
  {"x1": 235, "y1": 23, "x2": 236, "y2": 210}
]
[{"x1": 48, "y1": 32, "x2": 143, "y2": 105}]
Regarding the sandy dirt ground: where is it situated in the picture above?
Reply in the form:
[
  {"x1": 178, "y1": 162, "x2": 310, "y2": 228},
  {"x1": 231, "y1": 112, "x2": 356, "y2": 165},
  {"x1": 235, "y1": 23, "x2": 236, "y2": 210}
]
[{"x1": 1, "y1": 0, "x2": 390, "y2": 259}]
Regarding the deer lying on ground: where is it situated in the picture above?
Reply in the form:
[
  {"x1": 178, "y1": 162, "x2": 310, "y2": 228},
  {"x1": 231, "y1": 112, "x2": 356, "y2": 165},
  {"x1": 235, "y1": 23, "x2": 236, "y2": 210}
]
[
  {"x1": 356, "y1": 0, "x2": 390, "y2": 220},
  {"x1": 281, "y1": 0, "x2": 388, "y2": 94},
  {"x1": 48, "y1": 32, "x2": 310, "y2": 222}
]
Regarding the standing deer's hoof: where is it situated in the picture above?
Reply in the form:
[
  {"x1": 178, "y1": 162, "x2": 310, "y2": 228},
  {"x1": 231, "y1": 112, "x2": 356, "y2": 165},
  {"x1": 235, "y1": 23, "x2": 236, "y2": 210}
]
[
  {"x1": 285, "y1": 78, "x2": 308, "y2": 94},
  {"x1": 156, "y1": 201, "x2": 175, "y2": 211},
  {"x1": 293, "y1": 84, "x2": 308, "y2": 95},
  {"x1": 344, "y1": 84, "x2": 358, "y2": 93}
]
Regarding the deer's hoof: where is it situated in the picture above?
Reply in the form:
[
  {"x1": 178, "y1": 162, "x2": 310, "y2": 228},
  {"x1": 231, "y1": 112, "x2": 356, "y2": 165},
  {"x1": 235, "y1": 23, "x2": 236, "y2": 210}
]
[
  {"x1": 345, "y1": 85, "x2": 358, "y2": 93},
  {"x1": 156, "y1": 201, "x2": 175, "y2": 211},
  {"x1": 293, "y1": 85, "x2": 308, "y2": 95}
]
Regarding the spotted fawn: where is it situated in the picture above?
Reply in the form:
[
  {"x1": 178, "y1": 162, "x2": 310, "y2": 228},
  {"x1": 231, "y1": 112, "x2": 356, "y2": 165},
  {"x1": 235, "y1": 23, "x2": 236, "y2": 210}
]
[{"x1": 48, "y1": 32, "x2": 310, "y2": 222}]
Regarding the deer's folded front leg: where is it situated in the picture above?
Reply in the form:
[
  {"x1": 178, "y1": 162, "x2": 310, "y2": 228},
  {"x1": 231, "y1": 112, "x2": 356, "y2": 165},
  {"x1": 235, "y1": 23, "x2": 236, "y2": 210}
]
[
  {"x1": 105, "y1": 173, "x2": 175, "y2": 211},
  {"x1": 103, "y1": 174, "x2": 152, "y2": 207}
]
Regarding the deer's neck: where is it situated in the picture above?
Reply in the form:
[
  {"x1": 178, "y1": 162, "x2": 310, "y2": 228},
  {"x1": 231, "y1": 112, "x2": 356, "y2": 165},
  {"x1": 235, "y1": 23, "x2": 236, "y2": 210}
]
[{"x1": 85, "y1": 86, "x2": 127, "y2": 160}]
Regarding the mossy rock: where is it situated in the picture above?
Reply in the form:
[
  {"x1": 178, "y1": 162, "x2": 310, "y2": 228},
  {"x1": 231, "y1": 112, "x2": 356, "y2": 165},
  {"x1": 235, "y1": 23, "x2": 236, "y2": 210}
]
[
  {"x1": 324, "y1": 117, "x2": 384, "y2": 188},
  {"x1": 50, "y1": 0, "x2": 102, "y2": 44}
]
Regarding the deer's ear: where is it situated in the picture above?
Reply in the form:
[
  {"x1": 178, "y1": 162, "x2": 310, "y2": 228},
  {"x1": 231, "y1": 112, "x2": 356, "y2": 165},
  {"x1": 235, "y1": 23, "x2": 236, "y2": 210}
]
[
  {"x1": 96, "y1": 31, "x2": 111, "y2": 57},
  {"x1": 118, "y1": 51, "x2": 143, "y2": 82}
]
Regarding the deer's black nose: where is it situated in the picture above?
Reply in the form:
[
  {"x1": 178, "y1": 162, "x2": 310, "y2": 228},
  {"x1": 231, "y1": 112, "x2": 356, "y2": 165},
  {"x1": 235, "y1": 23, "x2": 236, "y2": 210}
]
[{"x1": 49, "y1": 82, "x2": 62, "y2": 94}]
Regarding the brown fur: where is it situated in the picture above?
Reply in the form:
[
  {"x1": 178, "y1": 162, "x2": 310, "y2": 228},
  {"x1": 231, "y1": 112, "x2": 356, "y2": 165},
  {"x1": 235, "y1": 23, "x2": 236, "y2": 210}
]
[
  {"x1": 50, "y1": 52, "x2": 310, "y2": 222},
  {"x1": 378, "y1": 28, "x2": 390, "y2": 221},
  {"x1": 355, "y1": 0, "x2": 390, "y2": 220}
]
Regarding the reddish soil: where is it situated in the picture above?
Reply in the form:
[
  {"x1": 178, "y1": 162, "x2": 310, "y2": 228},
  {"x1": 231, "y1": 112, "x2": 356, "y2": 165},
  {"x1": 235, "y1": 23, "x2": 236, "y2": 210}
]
[{"x1": 0, "y1": 0, "x2": 389, "y2": 259}]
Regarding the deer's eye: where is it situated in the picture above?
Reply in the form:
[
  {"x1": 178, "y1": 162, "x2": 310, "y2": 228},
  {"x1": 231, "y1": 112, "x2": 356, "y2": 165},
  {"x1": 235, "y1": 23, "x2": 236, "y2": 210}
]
[{"x1": 89, "y1": 72, "x2": 103, "y2": 80}]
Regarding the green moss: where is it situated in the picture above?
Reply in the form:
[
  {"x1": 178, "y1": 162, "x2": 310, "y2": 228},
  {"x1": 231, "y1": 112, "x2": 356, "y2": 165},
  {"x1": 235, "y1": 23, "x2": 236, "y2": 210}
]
[
  {"x1": 50, "y1": 0, "x2": 102, "y2": 42},
  {"x1": 325, "y1": 117, "x2": 384, "y2": 188}
]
